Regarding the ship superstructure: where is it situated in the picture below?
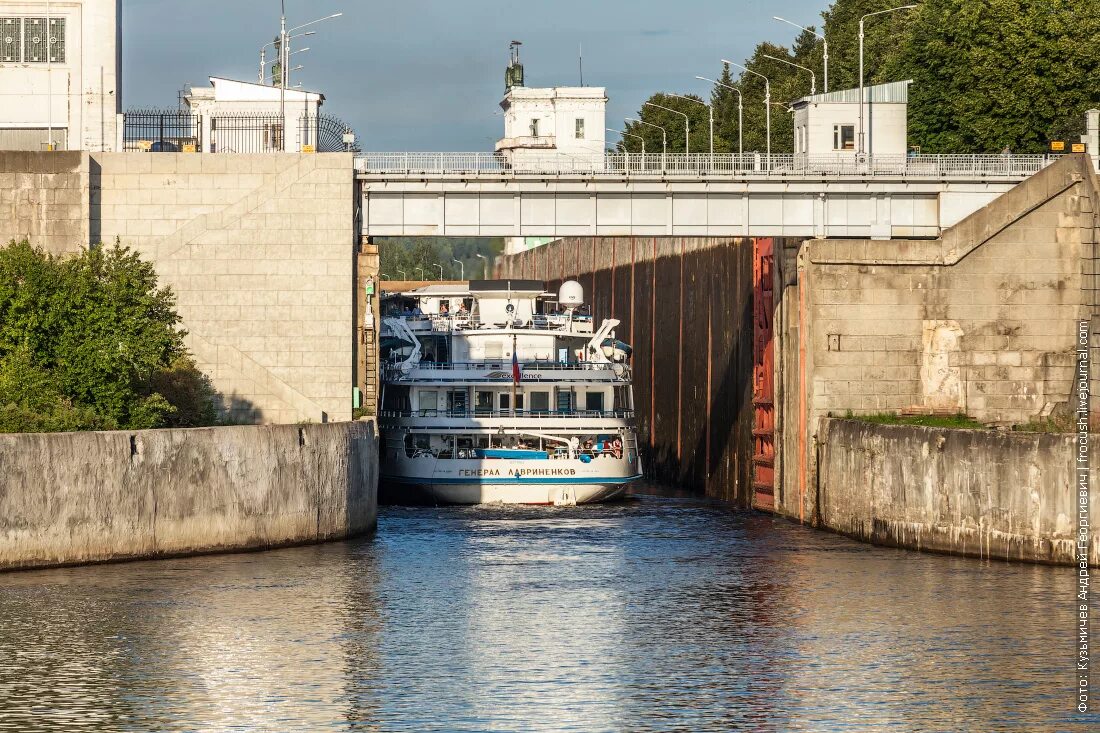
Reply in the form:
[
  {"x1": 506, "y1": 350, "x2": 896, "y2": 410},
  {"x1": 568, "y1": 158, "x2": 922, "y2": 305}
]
[{"x1": 378, "y1": 279, "x2": 641, "y2": 505}]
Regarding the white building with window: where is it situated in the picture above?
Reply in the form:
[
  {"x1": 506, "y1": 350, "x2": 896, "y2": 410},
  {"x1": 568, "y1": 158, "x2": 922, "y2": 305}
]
[
  {"x1": 0, "y1": 0, "x2": 121, "y2": 151},
  {"x1": 791, "y1": 80, "x2": 911, "y2": 158},
  {"x1": 494, "y1": 47, "x2": 607, "y2": 168},
  {"x1": 496, "y1": 86, "x2": 608, "y2": 165}
]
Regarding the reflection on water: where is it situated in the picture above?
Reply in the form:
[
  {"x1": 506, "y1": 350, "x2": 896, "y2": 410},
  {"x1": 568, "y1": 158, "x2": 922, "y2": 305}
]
[{"x1": 0, "y1": 491, "x2": 1095, "y2": 732}]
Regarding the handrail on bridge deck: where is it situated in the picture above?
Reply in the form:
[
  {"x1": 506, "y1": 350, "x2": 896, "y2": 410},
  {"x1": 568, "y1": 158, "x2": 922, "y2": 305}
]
[{"x1": 355, "y1": 152, "x2": 1058, "y2": 179}]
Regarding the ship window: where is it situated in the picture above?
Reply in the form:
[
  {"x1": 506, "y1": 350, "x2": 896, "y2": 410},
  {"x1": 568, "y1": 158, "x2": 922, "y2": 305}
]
[
  {"x1": 556, "y1": 389, "x2": 574, "y2": 413},
  {"x1": 475, "y1": 391, "x2": 494, "y2": 415},
  {"x1": 575, "y1": 118, "x2": 585, "y2": 139},
  {"x1": 418, "y1": 390, "x2": 438, "y2": 414},
  {"x1": 530, "y1": 118, "x2": 540, "y2": 137},
  {"x1": 382, "y1": 385, "x2": 411, "y2": 413},
  {"x1": 448, "y1": 390, "x2": 467, "y2": 415},
  {"x1": 585, "y1": 391, "x2": 605, "y2": 413},
  {"x1": 530, "y1": 391, "x2": 550, "y2": 412},
  {"x1": 499, "y1": 394, "x2": 524, "y2": 410}
]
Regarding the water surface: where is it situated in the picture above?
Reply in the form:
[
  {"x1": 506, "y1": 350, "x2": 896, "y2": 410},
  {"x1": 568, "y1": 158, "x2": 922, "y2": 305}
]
[{"x1": 0, "y1": 492, "x2": 1093, "y2": 731}]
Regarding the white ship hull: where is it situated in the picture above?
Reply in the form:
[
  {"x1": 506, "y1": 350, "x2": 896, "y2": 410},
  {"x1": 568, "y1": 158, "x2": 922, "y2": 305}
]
[{"x1": 380, "y1": 455, "x2": 641, "y2": 506}]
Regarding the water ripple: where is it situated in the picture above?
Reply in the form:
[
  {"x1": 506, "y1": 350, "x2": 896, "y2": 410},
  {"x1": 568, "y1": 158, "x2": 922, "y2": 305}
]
[{"x1": 0, "y1": 492, "x2": 1094, "y2": 732}]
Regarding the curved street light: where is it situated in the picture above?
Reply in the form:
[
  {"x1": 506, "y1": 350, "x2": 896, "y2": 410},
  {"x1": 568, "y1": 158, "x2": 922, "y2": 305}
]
[
  {"x1": 452, "y1": 257, "x2": 464, "y2": 280},
  {"x1": 415, "y1": 266, "x2": 425, "y2": 281},
  {"x1": 626, "y1": 117, "x2": 667, "y2": 156},
  {"x1": 475, "y1": 253, "x2": 488, "y2": 279},
  {"x1": 695, "y1": 76, "x2": 742, "y2": 158},
  {"x1": 608, "y1": 128, "x2": 645, "y2": 156},
  {"x1": 762, "y1": 53, "x2": 816, "y2": 96},
  {"x1": 644, "y1": 101, "x2": 690, "y2": 153},
  {"x1": 859, "y1": 5, "x2": 917, "y2": 154},
  {"x1": 723, "y1": 59, "x2": 772, "y2": 159},
  {"x1": 434, "y1": 263, "x2": 444, "y2": 280},
  {"x1": 396, "y1": 269, "x2": 406, "y2": 280},
  {"x1": 668, "y1": 93, "x2": 713, "y2": 156},
  {"x1": 774, "y1": 16, "x2": 828, "y2": 92}
]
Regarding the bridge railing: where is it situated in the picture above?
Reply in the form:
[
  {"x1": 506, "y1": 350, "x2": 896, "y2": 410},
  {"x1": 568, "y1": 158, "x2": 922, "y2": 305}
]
[{"x1": 355, "y1": 151, "x2": 1058, "y2": 178}]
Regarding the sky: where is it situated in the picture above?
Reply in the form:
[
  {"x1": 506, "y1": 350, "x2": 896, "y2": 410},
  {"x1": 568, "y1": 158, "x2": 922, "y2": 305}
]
[{"x1": 122, "y1": 0, "x2": 826, "y2": 151}]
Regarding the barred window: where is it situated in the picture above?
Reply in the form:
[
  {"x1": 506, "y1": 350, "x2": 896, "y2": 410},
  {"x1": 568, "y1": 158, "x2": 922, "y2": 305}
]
[
  {"x1": 4, "y1": 16, "x2": 64, "y2": 64},
  {"x1": 23, "y1": 17, "x2": 45, "y2": 62},
  {"x1": 48, "y1": 17, "x2": 64, "y2": 63},
  {"x1": 1, "y1": 18, "x2": 20, "y2": 63}
]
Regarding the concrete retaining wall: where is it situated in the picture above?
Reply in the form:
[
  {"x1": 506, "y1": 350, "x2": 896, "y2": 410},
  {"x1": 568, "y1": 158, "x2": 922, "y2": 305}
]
[
  {"x1": 771, "y1": 155, "x2": 1100, "y2": 525},
  {"x1": 0, "y1": 421, "x2": 378, "y2": 571},
  {"x1": 817, "y1": 418, "x2": 1098, "y2": 565}
]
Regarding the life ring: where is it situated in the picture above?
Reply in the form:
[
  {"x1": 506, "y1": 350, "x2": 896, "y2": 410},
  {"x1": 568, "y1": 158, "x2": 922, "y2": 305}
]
[{"x1": 611, "y1": 437, "x2": 623, "y2": 459}]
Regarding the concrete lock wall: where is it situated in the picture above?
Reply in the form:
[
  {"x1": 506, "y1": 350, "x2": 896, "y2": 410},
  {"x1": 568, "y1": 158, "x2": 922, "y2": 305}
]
[
  {"x1": 771, "y1": 155, "x2": 1100, "y2": 525},
  {"x1": 497, "y1": 236, "x2": 755, "y2": 503},
  {"x1": 816, "y1": 419, "x2": 1099, "y2": 566},
  {"x1": 0, "y1": 421, "x2": 378, "y2": 571},
  {"x1": 0, "y1": 151, "x2": 357, "y2": 425}
]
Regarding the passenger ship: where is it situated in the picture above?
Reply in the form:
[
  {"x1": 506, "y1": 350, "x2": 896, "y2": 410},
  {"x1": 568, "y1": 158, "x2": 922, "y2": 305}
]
[{"x1": 378, "y1": 279, "x2": 642, "y2": 505}]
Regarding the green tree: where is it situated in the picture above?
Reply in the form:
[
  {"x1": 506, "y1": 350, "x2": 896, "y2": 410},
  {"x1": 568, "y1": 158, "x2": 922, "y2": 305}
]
[
  {"x1": 0, "y1": 240, "x2": 217, "y2": 432},
  {"x1": 620, "y1": 92, "x2": 711, "y2": 154},
  {"x1": 894, "y1": 0, "x2": 1100, "y2": 152},
  {"x1": 378, "y1": 237, "x2": 504, "y2": 281}
]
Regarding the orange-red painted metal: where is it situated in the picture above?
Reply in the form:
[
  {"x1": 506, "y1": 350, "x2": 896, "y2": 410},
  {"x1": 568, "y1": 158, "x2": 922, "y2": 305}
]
[{"x1": 752, "y1": 237, "x2": 776, "y2": 510}]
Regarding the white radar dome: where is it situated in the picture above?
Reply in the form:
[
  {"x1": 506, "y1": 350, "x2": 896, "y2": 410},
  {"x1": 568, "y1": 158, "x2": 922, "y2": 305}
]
[{"x1": 558, "y1": 280, "x2": 585, "y2": 308}]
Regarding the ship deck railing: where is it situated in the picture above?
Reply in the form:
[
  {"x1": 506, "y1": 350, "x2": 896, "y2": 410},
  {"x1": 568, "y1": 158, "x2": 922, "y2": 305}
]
[
  {"x1": 388, "y1": 314, "x2": 595, "y2": 334},
  {"x1": 378, "y1": 405, "x2": 638, "y2": 416},
  {"x1": 384, "y1": 361, "x2": 631, "y2": 383}
]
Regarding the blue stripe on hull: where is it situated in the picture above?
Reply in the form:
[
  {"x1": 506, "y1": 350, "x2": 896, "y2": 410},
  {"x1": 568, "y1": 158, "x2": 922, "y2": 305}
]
[{"x1": 381, "y1": 474, "x2": 643, "y2": 485}]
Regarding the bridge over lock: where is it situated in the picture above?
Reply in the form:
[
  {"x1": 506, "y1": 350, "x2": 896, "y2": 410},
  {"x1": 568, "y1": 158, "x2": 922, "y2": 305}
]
[{"x1": 354, "y1": 152, "x2": 1055, "y2": 240}]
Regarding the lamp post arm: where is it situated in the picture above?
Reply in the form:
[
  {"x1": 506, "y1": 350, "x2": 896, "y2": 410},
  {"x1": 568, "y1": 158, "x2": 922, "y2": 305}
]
[
  {"x1": 644, "y1": 102, "x2": 691, "y2": 153},
  {"x1": 762, "y1": 54, "x2": 816, "y2": 96},
  {"x1": 627, "y1": 117, "x2": 669, "y2": 156},
  {"x1": 772, "y1": 16, "x2": 828, "y2": 92}
]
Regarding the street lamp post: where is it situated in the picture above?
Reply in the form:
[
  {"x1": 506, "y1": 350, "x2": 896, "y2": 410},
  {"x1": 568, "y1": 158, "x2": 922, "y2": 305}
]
[
  {"x1": 644, "y1": 102, "x2": 690, "y2": 154},
  {"x1": 260, "y1": 31, "x2": 314, "y2": 83},
  {"x1": 669, "y1": 93, "x2": 713, "y2": 158},
  {"x1": 695, "y1": 76, "x2": 742, "y2": 159},
  {"x1": 434, "y1": 263, "x2": 444, "y2": 280},
  {"x1": 396, "y1": 269, "x2": 406, "y2": 280},
  {"x1": 608, "y1": 128, "x2": 645, "y2": 155},
  {"x1": 773, "y1": 16, "x2": 828, "y2": 93},
  {"x1": 277, "y1": 3, "x2": 343, "y2": 151},
  {"x1": 626, "y1": 117, "x2": 667, "y2": 170},
  {"x1": 859, "y1": 5, "x2": 917, "y2": 155},
  {"x1": 723, "y1": 60, "x2": 771, "y2": 162},
  {"x1": 452, "y1": 257, "x2": 464, "y2": 280},
  {"x1": 475, "y1": 253, "x2": 488, "y2": 279},
  {"x1": 762, "y1": 54, "x2": 816, "y2": 96}
]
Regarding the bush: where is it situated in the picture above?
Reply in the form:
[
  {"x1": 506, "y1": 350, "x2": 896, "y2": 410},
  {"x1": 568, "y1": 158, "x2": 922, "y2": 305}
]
[{"x1": 0, "y1": 240, "x2": 218, "y2": 432}]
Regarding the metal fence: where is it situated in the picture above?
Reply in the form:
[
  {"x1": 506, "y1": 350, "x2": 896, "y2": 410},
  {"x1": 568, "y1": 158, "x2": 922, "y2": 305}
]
[
  {"x1": 299, "y1": 113, "x2": 361, "y2": 152},
  {"x1": 354, "y1": 151, "x2": 1060, "y2": 179},
  {"x1": 123, "y1": 109, "x2": 200, "y2": 152},
  {"x1": 208, "y1": 112, "x2": 284, "y2": 154},
  {"x1": 122, "y1": 110, "x2": 359, "y2": 153}
]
